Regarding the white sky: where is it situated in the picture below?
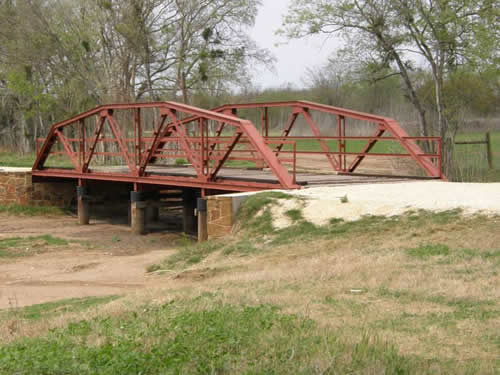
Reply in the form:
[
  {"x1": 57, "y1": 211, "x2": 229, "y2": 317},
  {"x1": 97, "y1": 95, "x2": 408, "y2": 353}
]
[{"x1": 249, "y1": 0, "x2": 341, "y2": 89}]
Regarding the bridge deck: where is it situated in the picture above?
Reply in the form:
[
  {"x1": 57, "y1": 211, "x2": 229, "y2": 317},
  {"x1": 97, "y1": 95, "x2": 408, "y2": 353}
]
[{"x1": 88, "y1": 166, "x2": 412, "y2": 186}]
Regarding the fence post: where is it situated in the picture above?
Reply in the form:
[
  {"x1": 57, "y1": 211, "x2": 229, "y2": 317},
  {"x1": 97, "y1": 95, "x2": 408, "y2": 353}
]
[{"x1": 486, "y1": 132, "x2": 493, "y2": 169}]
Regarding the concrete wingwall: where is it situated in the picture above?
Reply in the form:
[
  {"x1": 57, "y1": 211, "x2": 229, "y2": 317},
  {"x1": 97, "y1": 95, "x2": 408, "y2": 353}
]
[{"x1": 206, "y1": 192, "x2": 256, "y2": 239}]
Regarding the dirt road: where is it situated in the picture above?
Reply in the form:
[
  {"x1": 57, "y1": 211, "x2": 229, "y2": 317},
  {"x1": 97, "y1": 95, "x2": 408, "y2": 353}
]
[{"x1": 0, "y1": 214, "x2": 180, "y2": 309}]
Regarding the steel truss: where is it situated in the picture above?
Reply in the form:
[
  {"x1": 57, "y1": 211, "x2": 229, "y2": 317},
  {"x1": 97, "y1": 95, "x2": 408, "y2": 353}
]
[{"x1": 32, "y1": 101, "x2": 444, "y2": 193}]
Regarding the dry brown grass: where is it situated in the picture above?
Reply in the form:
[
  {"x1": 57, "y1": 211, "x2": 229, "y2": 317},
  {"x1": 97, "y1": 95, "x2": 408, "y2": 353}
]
[
  {"x1": 136, "y1": 212, "x2": 500, "y2": 365},
  {"x1": 0, "y1": 209, "x2": 498, "y2": 372}
]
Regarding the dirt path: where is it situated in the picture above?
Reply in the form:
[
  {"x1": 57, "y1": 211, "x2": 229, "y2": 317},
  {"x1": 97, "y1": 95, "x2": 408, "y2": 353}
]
[{"x1": 0, "y1": 214, "x2": 180, "y2": 309}]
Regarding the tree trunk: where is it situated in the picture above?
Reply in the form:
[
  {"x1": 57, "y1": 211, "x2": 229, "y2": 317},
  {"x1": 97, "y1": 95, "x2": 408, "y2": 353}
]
[
  {"x1": 19, "y1": 112, "x2": 32, "y2": 154},
  {"x1": 435, "y1": 76, "x2": 455, "y2": 179},
  {"x1": 376, "y1": 35, "x2": 431, "y2": 152},
  {"x1": 181, "y1": 72, "x2": 188, "y2": 104}
]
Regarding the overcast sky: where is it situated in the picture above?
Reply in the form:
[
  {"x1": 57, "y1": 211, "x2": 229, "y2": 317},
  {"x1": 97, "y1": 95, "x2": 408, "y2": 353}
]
[{"x1": 249, "y1": 0, "x2": 341, "y2": 89}]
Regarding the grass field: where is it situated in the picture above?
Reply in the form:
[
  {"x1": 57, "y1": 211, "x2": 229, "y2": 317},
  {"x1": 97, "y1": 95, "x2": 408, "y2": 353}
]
[
  {"x1": 454, "y1": 131, "x2": 500, "y2": 181},
  {"x1": 0, "y1": 152, "x2": 72, "y2": 168},
  {"x1": 1, "y1": 193, "x2": 498, "y2": 374}
]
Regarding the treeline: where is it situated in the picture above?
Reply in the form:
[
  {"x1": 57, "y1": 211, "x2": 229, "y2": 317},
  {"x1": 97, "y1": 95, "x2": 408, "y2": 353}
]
[{"x1": 0, "y1": 0, "x2": 268, "y2": 152}]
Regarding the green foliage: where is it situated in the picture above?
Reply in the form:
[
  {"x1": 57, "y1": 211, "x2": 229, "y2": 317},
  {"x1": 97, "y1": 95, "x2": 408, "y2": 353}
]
[
  {"x1": 281, "y1": 0, "x2": 500, "y2": 179},
  {"x1": 0, "y1": 301, "x2": 436, "y2": 374},
  {"x1": 0, "y1": 0, "x2": 268, "y2": 153}
]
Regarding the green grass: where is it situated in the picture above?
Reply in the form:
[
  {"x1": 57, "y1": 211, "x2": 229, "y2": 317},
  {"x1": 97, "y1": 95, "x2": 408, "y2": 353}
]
[
  {"x1": 148, "y1": 200, "x2": 472, "y2": 273},
  {"x1": 2, "y1": 198, "x2": 498, "y2": 373},
  {"x1": 1, "y1": 296, "x2": 121, "y2": 321},
  {"x1": 453, "y1": 131, "x2": 500, "y2": 182},
  {"x1": 0, "y1": 203, "x2": 69, "y2": 216},
  {"x1": 281, "y1": 138, "x2": 405, "y2": 154},
  {"x1": 0, "y1": 235, "x2": 70, "y2": 258},
  {"x1": 0, "y1": 152, "x2": 72, "y2": 168},
  {"x1": 269, "y1": 209, "x2": 465, "y2": 247},
  {"x1": 0, "y1": 152, "x2": 37, "y2": 168},
  {"x1": 0, "y1": 299, "x2": 442, "y2": 374},
  {"x1": 175, "y1": 158, "x2": 187, "y2": 165},
  {"x1": 375, "y1": 288, "x2": 499, "y2": 330},
  {"x1": 237, "y1": 191, "x2": 294, "y2": 233},
  {"x1": 222, "y1": 239, "x2": 259, "y2": 256},
  {"x1": 285, "y1": 208, "x2": 303, "y2": 222},
  {"x1": 407, "y1": 243, "x2": 450, "y2": 258}
]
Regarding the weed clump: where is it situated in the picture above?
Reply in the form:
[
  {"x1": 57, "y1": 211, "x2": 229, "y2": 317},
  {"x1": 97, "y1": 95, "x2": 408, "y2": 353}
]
[
  {"x1": 0, "y1": 235, "x2": 70, "y2": 258},
  {"x1": 407, "y1": 243, "x2": 450, "y2": 258}
]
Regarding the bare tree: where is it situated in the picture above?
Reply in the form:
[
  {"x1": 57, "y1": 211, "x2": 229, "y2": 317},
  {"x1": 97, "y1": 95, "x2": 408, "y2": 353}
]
[{"x1": 282, "y1": 0, "x2": 499, "y2": 177}]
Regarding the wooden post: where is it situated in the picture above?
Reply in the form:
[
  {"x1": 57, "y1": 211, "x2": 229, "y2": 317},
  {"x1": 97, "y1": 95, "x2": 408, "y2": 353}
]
[
  {"x1": 197, "y1": 198, "x2": 208, "y2": 242},
  {"x1": 182, "y1": 190, "x2": 197, "y2": 234},
  {"x1": 77, "y1": 186, "x2": 89, "y2": 225},
  {"x1": 131, "y1": 191, "x2": 146, "y2": 235},
  {"x1": 486, "y1": 132, "x2": 493, "y2": 170}
]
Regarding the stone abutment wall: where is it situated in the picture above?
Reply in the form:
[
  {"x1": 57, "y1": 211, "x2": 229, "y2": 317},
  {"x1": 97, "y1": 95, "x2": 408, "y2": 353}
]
[{"x1": 0, "y1": 168, "x2": 75, "y2": 207}]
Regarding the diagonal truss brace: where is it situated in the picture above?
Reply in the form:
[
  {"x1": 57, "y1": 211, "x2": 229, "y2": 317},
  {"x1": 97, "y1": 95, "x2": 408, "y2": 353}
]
[
  {"x1": 54, "y1": 130, "x2": 79, "y2": 170},
  {"x1": 166, "y1": 109, "x2": 204, "y2": 179},
  {"x1": 139, "y1": 112, "x2": 168, "y2": 176},
  {"x1": 300, "y1": 108, "x2": 341, "y2": 171},
  {"x1": 106, "y1": 112, "x2": 136, "y2": 175},
  {"x1": 348, "y1": 126, "x2": 386, "y2": 172},
  {"x1": 274, "y1": 109, "x2": 300, "y2": 155},
  {"x1": 82, "y1": 114, "x2": 106, "y2": 173},
  {"x1": 208, "y1": 131, "x2": 243, "y2": 181}
]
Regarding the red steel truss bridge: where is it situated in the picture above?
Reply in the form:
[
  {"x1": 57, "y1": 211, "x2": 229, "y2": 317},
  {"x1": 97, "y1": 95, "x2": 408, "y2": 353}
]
[{"x1": 32, "y1": 101, "x2": 445, "y2": 193}]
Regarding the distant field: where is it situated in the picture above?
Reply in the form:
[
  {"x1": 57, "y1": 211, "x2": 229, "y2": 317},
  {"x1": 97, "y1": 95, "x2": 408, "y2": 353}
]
[
  {"x1": 0, "y1": 152, "x2": 71, "y2": 168},
  {"x1": 454, "y1": 131, "x2": 500, "y2": 182}
]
